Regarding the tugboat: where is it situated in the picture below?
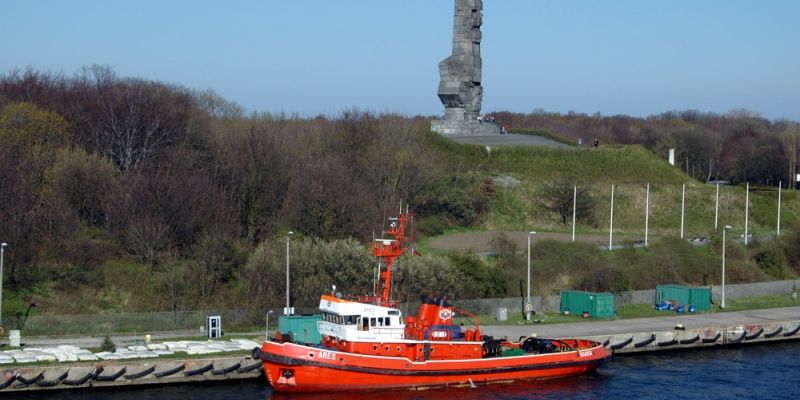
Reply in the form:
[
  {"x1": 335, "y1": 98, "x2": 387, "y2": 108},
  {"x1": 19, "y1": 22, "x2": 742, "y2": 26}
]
[{"x1": 253, "y1": 207, "x2": 610, "y2": 392}]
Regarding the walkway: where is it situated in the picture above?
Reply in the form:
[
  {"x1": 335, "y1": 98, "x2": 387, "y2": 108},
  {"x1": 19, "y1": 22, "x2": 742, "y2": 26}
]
[{"x1": 482, "y1": 306, "x2": 800, "y2": 339}]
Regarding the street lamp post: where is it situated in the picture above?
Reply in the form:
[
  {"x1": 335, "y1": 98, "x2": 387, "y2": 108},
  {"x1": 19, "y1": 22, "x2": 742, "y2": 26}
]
[
  {"x1": 265, "y1": 310, "x2": 274, "y2": 339},
  {"x1": 0, "y1": 243, "x2": 6, "y2": 331},
  {"x1": 526, "y1": 231, "x2": 536, "y2": 321},
  {"x1": 645, "y1": 183, "x2": 650, "y2": 246},
  {"x1": 722, "y1": 226, "x2": 732, "y2": 309},
  {"x1": 286, "y1": 231, "x2": 293, "y2": 316}
]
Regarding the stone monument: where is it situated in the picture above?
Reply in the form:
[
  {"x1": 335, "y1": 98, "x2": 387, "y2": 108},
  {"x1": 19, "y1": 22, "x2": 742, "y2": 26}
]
[{"x1": 431, "y1": 0, "x2": 500, "y2": 135}]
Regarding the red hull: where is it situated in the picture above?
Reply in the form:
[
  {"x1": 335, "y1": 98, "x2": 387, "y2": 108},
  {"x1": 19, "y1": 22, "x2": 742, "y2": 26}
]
[{"x1": 256, "y1": 340, "x2": 610, "y2": 392}]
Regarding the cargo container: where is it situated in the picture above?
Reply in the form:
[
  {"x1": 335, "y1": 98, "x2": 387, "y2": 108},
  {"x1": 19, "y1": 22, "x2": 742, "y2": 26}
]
[
  {"x1": 656, "y1": 284, "x2": 711, "y2": 311},
  {"x1": 560, "y1": 291, "x2": 615, "y2": 318},
  {"x1": 278, "y1": 315, "x2": 322, "y2": 344}
]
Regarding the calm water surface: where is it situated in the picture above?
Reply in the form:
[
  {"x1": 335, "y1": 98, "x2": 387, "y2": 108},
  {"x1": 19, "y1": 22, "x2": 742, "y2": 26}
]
[{"x1": 13, "y1": 342, "x2": 800, "y2": 400}]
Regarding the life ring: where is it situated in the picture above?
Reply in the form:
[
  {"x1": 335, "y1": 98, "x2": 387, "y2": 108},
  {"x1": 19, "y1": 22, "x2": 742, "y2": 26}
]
[
  {"x1": 0, "y1": 327, "x2": 4, "y2": 336},
  {"x1": 338, "y1": 340, "x2": 347, "y2": 350}
]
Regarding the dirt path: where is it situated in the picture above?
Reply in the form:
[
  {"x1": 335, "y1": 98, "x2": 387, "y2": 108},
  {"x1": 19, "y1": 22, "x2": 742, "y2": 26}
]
[{"x1": 428, "y1": 231, "x2": 644, "y2": 252}]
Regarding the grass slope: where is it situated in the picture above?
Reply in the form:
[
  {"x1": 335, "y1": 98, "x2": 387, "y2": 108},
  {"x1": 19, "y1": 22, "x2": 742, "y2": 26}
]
[{"x1": 429, "y1": 139, "x2": 800, "y2": 236}]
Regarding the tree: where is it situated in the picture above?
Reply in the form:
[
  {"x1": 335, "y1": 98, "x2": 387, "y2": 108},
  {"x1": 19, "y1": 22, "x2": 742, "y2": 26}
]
[
  {"x1": 158, "y1": 260, "x2": 191, "y2": 323},
  {"x1": 489, "y1": 232, "x2": 522, "y2": 271},
  {"x1": 189, "y1": 232, "x2": 244, "y2": 308},
  {"x1": 0, "y1": 102, "x2": 71, "y2": 286},
  {"x1": 50, "y1": 147, "x2": 118, "y2": 226},
  {"x1": 394, "y1": 254, "x2": 466, "y2": 302},
  {"x1": 539, "y1": 181, "x2": 595, "y2": 225},
  {"x1": 280, "y1": 155, "x2": 374, "y2": 239},
  {"x1": 80, "y1": 66, "x2": 193, "y2": 173},
  {"x1": 242, "y1": 236, "x2": 372, "y2": 312}
]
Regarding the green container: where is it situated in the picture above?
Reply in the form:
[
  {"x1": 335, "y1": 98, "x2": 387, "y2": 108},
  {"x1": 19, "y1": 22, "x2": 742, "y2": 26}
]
[
  {"x1": 278, "y1": 315, "x2": 322, "y2": 344},
  {"x1": 560, "y1": 291, "x2": 616, "y2": 318},
  {"x1": 656, "y1": 284, "x2": 711, "y2": 311}
]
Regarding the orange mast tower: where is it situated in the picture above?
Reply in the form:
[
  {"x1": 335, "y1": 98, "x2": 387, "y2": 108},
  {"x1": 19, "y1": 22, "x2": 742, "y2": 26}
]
[{"x1": 369, "y1": 205, "x2": 414, "y2": 308}]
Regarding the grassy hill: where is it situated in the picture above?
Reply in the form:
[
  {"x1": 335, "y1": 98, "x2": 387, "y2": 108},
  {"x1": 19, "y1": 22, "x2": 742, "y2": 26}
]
[
  {"x1": 426, "y1": 136, "x2": 800, "y2": 238},
  {"x1": 415, "y1": 136, "x2": 800, "y2": 298}
]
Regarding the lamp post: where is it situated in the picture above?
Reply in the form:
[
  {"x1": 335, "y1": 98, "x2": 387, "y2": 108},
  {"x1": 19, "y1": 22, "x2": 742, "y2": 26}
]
[
  {"x1": 0, "y1": 243, "x2": 6, "y2": 331},
  {"x1": 571, "y1": 185, "x2": 577, "y2": 242},
  {"x1": 722, "y1": 226, "x2": 731, "y2": 309},
  {"x1": 286, "y1": 231, "x2": 293, "y2": 316},
  {"x1": 526, "y1": 231, "x2": 536, "y2": 321},
  {"x1": 645, "y1": 183, "x2": 650, "y2": 246},
  {"x1": 265, "y1": 310, "x2": 274, "y2": 339}
]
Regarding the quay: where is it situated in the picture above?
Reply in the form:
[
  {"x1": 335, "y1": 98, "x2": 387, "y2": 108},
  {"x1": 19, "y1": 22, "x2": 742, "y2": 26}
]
[
  {"x1": 1, "y1": 306, "x2": 799, "y2": 393},
  {"x1": 485, "y1": 306, "x2": 800, "y2": 354},
  {"x1": 1, "y1": 355, "x2": 263, "y2": 392}
]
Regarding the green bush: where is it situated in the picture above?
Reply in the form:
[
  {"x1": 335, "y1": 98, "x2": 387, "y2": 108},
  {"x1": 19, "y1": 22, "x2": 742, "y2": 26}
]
[
  {"x1": 412, "y1": 175, "x2": 491, "y2": 228},
  {"x1": 781, "y1": 230, "x2": 800, "y2": 274},
  {"x1": 753, "y1": 242, "x2": 795, "y2": 279},
  {"x1": 100, "y1": 335, "x2": 116, "y2": 352}
]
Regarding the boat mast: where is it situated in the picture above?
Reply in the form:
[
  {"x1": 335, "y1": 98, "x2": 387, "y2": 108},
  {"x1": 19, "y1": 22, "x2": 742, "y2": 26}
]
[{"x1": 372, "y1": 204, "x2": 413, "y2": 307}]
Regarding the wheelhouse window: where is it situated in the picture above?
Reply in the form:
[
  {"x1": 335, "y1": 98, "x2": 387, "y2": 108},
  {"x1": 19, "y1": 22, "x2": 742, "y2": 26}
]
[{"x1": 321, "y1": 312, "x2": 359, "y2": 325}]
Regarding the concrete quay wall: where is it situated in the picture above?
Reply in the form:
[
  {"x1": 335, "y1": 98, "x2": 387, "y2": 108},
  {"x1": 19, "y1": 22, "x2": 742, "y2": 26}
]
[
  {"x1": 484, "y1": 307, "x2": 800, "y2": 355},
  {"x1": 1, "y1": 355, "x2": 262, "y2": 393},
  {"x1": 584, "y1": 319, "x2": 800, "y2": 355}
]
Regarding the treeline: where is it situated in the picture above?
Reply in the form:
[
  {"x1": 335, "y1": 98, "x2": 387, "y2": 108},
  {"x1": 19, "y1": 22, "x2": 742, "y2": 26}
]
[
  {"x1": 1, "y1": 66, "x2": 799, "y2": 317},
  {"x1": 0, "y1": 67, "x2": 493, "y2": 315},
  {"x1": 496, "y1": 109, "x2": 799, "y2": 186}
]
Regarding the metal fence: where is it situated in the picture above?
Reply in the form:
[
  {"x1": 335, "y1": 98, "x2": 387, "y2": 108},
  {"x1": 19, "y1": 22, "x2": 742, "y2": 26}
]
[
  {"x1": 9, "y1": 309, "x2": 259, "y2": 337},
  {"x1": 401, "y1": 279, "x2": 800, "y2": 317},
  {"x1": 5, "y1": 279, "x2": 798, "y2": 336}
]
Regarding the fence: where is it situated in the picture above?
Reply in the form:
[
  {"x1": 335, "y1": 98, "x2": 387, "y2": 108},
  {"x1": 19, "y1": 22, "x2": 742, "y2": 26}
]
[
  {"x1": 6, "y1": 280, "x2": 799, "y2": 336},
  {"x1": 401, "y1": 279, "x2": 799, "y2": 318},
  {"x1": 9, "y1": 309, "x2": 259, "y2": 337}
]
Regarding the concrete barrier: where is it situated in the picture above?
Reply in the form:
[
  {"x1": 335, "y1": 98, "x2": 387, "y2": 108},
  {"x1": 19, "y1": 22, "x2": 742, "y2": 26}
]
[
  {"x1": 581, "y1": 320, "x2": 800, "y2": 355},
  {"x1": 0, "y1": 356, "x2": 262, "y2": 393}
]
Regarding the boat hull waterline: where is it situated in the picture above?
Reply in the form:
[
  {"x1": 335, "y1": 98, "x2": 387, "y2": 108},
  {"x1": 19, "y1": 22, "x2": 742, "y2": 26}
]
[{"x1": 256, "y1": 340, "x2": 611, "y2": 392}]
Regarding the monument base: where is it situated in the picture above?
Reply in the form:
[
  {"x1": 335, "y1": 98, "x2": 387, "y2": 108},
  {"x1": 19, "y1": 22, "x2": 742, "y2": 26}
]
[{"x1": 431, "y1": 119, "x2": 502, "y2": 136}]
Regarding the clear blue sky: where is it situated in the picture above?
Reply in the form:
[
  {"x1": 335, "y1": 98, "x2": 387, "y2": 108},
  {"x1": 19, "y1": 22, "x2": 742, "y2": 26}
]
[{"x1": 2, "y1": 0, "x2": 799, "y2": 120}]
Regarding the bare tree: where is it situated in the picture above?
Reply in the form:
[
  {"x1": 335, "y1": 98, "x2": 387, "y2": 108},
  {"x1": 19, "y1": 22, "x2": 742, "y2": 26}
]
[
  {"x1": 540, "y1": 181, "x2": 595, "y2": 225},
  {"x1": 82, "y1": 66, "x2": 192, "y2": 173}
]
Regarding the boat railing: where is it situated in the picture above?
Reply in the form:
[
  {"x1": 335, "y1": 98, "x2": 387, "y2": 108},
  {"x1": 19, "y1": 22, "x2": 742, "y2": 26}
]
[{"x1": 362, "y1": 327, "x2": 405, "y2": 340}]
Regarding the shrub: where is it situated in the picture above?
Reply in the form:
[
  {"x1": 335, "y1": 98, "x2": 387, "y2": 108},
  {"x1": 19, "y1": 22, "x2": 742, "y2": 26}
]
[
  {"x1": 100, "y1": 335, "x2": 116, "y2": 352},
  {"x1": 753, "y1": 242, "x2": 794, "y2": 279}
]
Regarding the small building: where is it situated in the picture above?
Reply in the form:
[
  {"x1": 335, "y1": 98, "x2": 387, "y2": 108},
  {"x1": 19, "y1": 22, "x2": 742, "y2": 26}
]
[
  {"x1": 278, "y1": 315, "x2": 323, "y2": 344},
  {"x1": 656, "y1": 284, "x2": 711, "y2": 311},
  {"x1": 560, "y1": 291, "x2": 615, "y2": 318}
]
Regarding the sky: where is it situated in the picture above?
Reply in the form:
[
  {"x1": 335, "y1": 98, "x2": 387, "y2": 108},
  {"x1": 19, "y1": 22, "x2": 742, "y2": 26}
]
[{"x1": 2, "y1": 0, "x2": 799, "y2": 120}]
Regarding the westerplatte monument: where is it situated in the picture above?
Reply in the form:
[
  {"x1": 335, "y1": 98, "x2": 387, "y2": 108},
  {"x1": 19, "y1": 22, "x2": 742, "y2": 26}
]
[{"x1": 431, "y1": 0, "x2": 500, "y2": 135}]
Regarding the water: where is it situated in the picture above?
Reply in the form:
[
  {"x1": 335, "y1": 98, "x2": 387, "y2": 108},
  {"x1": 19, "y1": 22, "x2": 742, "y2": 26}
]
[{"x1": 13, "y1": 342, "x2": 800, "y2": 399}]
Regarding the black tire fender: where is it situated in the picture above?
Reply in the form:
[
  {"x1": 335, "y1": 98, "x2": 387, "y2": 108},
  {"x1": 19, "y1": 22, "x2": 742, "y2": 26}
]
[
  {"x1": 124, "y1": 366, "x2": 155, "y2": 380},
  {"x1": 154, "y1": 364, "x2": 185, "y2": 378},
  {"x1": 610, "y1": 337, "x2": 633, "y2": 350},
  {"x1": 634, "y1": 334, "x2": 656, "y2": 348},
  {"x1": 184, "y1": 364, "x2": 213, "y2": 377}
]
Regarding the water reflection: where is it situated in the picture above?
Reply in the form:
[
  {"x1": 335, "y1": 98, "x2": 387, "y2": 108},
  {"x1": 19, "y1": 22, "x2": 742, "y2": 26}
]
[{"x1": 267, "y1": 372, "x2": 606, "y2": 400}]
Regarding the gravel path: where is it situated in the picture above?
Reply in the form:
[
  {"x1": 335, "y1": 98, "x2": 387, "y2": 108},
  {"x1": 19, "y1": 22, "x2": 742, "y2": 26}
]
[{"x1": 448, "y1": 133, "x2": 567, "y2": 148}]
